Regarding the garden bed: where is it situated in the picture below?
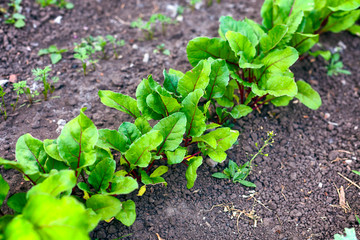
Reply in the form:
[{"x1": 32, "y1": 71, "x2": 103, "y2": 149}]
[{"x1": 0, "y1": 0, "x2": 359, "y2": 239}]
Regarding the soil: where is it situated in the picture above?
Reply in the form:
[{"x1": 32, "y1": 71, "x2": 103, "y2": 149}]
[{"x1": 1, "y1": 0, "x2": 359, "y2": 239}]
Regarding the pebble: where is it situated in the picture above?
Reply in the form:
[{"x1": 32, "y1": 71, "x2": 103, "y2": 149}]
[
  {"x1": 56, "y1": 119, "x2": 67, "y2": 133},
  {"x1": 290, "y1": 172, "x2": 297, "y2": 180},
  {"x1": 107, "y1": 225, "x2": 117, "y2": 234},
  {"x1": 143, "y1": 53, "x2": 149, "y2": 63},
  {"x1": 290, "y1": 209, "x2": 302, "y2": 217},
  {"x1": 205, "y1": 157, "x2": 218, "y2": 168}
]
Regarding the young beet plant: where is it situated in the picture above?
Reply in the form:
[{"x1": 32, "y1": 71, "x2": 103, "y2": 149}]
[
  {"x1": 186, "y1": 15, "x2": 323, "y2": 124},
  {"x1": 5, "y1": 0, "x2": 25, "y2": 28},
  {"x1": 131, "y1": 13, "x2": 176, "y2": 40},
  {"x1": 0, "y1": 108, "x2": 140, "y2": 234},
  {"x1": 0, "y1": 86, "x2": 7, "y2": 120},
  {"x1": 32, "y1": 66, "x2": 59, "y2": 101},
  {"x1": 98, "y1": 62, "x2": 240, "y2": 191},
  {"x1": 0, "y1": 172, "x2": 98, "y2": 239},
  {"x1": 38, "y1": 45, "x2": 68, "y2": 64}
]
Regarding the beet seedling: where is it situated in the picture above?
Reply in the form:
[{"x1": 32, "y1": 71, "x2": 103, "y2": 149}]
[
  {"x1": 212, "y1": 131, "x2": 275, "y2": 187},
  {"x1": 36, "y1": 0, "x2": 74, "y2": 9},
  {"x1": 131, "y1": 13, "x2": 176, "y2": 40},
  {"x1": 32, "y1": 66, "x2": 58, "y2": 101},
  {"x1": 4, "y1": 0, "x2": 25, "y2": 28},
  {"x1": 0, "y1": 86, "x2": 7, "y2": 120},
  {"x1": 11, "y1": 80, "x2": 27, "y2": 110},
  {"x1": 153, "y1": 43, "x2": 170, "y2": 56},
  {"x1": 38, "y1": 45, "x2": 68, "y2": 64},
  {"x1": 106, "y1": 35, "x2": 125, "y2": 58},
  {"x1": 326, "y1": 52, "x2": 351, "y2": 76}
]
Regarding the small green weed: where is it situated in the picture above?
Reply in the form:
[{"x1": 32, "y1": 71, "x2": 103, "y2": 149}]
[
  {"x1": 212, "y1": 131, "x2": 275, "y2": 187},
  {"x1": 153, "y1": 43, "x2": 170, "y2": 56},
  {"x1": 38, "y1": 45, "x2": 68, "y2": 64},
  {"x1": 327, "y1": 52, "x2": 351, "y2": 76},
  {"x1": 36, "y1": 0, "x2": 74, "y2": 9},
  {"x1": 4, "y1": 0, "x2": 25, "y2": 28}
]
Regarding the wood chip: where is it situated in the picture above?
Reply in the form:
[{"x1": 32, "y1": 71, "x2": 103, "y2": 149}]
[{"x1": 9, "y1": 74, "x2": 17, "y2": 83}]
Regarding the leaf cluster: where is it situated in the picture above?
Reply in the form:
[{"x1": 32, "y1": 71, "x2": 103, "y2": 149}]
[
  {"x1": 38, "y1": 45, "x2": 68, "y2": 65},
  {"x1": 36, "y1": 0, "x2": 74, "y2": 9},
  {"x1": 32, "y1": 65, "x2": 59, "y2": 101},
  {"x1": 4, "y1": 0, "x2": 25, "y2": 28},
  {"x1": 74, "y1": 35, "x2": 125, "y2": 75},
  {"x1": 131, "y1": 13, "x2": 177, "y2": 40}
]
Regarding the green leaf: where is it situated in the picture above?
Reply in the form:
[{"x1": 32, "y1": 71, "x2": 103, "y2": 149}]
[
  {"x1": 118, "y1": 122, "x2": 141, "y2": 147},
  {"x1": 291, "y1": 33, "x2": 319, "y2": 55},
  {"x1": 347, "y1": 24, "x2": 360, "y2": 37},
  {"x1": 85, "y1": 209, "x2": 101, "y2": 232},
  {"x1": 180, "y1": 89, "x2": 206, "y2": 137},
  {"x1": 125, "y1": 131, "x2": 163, "y2": 167},
  {"x1": 98, "y1": 90, "x2": 141, "y2": 119},
  {"x1": 115, "y1": 200, "x2": 136, "y2": 226},
  {"x1": 215, "y1": 79, "x2": 238, "y2": 107},
  {"x1": 43, "y1": 139, "x2": 64, "y2": 162},
  {"x1": 7, "y1": 192, "x2": 27, "y2": 213},
  {"x1": 50, "y1": 53, "x2": 62, "y2": 64},
  {"x1": 140, "y1": 170, "x2": 167, "y2": 186},
  {"x1": 177, "y1": 60, "x2": 211, "y2": 98},
  {"x1": 165, "y1": 148, "x2": 187, "y2": 165},
  {"x1": 254, "y1": 74, "x2": 298, "y2": 97},
  {"x1": 97, "y1": 129, "x2": 128, "y2": 153},
  {"x1": 261, "y1": 0, "x2": 274, "y2": 29},
  {"x1": 328, "y1": 0, "x2": 360, "y2": 11},
  {"x1": 150, "y1": 166, "x2": 168, "y2": 178},
  {"x1": 261, "y1": 47, "x2": 299, "y2": 74},
  {"x1": 135, "y1": 76, "x2": 163, "y2": 120},
  {"x1": 260, "y1": 24, "x2": 288, "y2": 52},
  {"x1": 0, "y1": 157, "x2": 46, "y2": 185},
  {"x1": 14, "y1": 19, "x2": 25, "y2": 28},
  {"x1": 134, "y1": 117, "x2": 152, "y2": 135},
  {"x1": 16, "y1": 133, "x2": 48, "y2": 174},
  {"x1": 225, "y1": 31, "x2": 256, "y2": 62},
  {"x1": 163, "y1": 69, "x2": 184, "y2": 94},
  {"x1": 153, "y1": 112, "x2": 187, "y2": 153},
  {"x1": 309, "y1": 50, "x2": 331, "y2": 61},
  {"x1": 322, "y1": 10, "x2": 360, "y2": 33},
  {"x1": 238, "y1": 180, "x2": 257, "y2": 187},
  {"x1": 0, "y1": 174, "x2": 9, "y2": 206},
  {"x1": 206, "y1": 123, "x2": 222, "y2": 130},
  {"x1": 48, "y1": 45, "x2": 58, "y2": 53},
  {"x1": 58, "y1": 108, "x2": 98, "y2": 171},
  {"x1": 196, "y1": 128, "x2": 239, "y2": 162},
  {"x1": 271, "y1": 95, "x2": 293, "y2": 106},
  {"x1": 334, "y1": 228, "x2": 358, "y2": 240},
  {"x1": 88, "y1": 158, "x2": 115, "y2": 193},
  {"x1": 4, "y1": 216, "x2": 41, "y2": 240},
  {"x1": 219, "y1": 16, "x2": 259, "y2": 46},
  {"x1": 110, "y1": 176, "x2": 138, "y2": 195},
  {"x1": 230, "y1": 105, "x2": 253, "y2": 119},
  {"x1": 204, "y1": 59, "x2": 229, "y2": 100},
  {"x1": 5, "y1": 194, "x2": 91, "y2": 239},
  {"x1": 295, "y1": 80, "x2": 321, "y2": 110},
  {"x1": 86, "y1": 195, "x2": 121, "y2": 221},
  {"x1": 352, "y1": 170, "x2": 360, "y2": 176},
  {"x1": 27, "y1": 170, "x2": 77, "y2": 198},
  {"x1": 279, "y1": 11, "x2": 304, "y2": 47},
  {"x1": 212, "y1": 172, "x2": 230, "y2": 179},
  {"x1": 186, "y1": 37, "x2": 238, "y2": 67},
  {"x1": 146, "y1": 87, "x2": 181, "y2": 116},
  {"x1": 38, "y1": 49, "x2": 49, "y2": 56},
  {"x1": 186, "y1": 156, "x2": 203, "y2": 189}
]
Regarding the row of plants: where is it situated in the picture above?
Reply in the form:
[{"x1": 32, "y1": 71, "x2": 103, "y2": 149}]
[
  {"x1": 0, "y1": 34, "x2": 127, "y2": 121},
  {"x1": 1, "y1": 0, "x2": 360, "y2": 238}
]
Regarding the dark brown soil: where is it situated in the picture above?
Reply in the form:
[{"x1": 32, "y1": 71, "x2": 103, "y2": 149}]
[{"x1": 1, "y1": 0, "x2": 359, "y2": 239}]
